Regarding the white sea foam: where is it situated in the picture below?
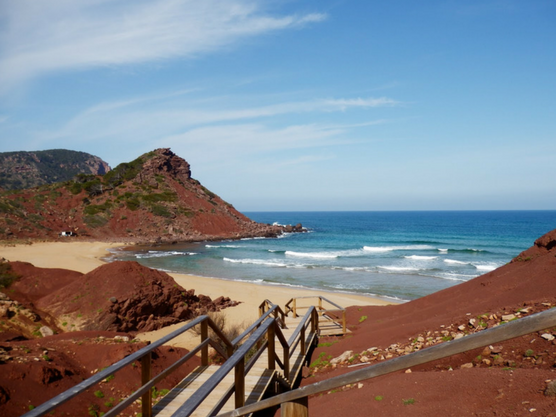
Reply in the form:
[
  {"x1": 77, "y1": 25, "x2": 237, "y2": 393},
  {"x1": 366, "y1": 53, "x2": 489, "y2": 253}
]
[
  {"x1": 363, "y1": 245, "x2": 434, "y2": 252},
  {"x1": 404, "y1": 255, "x2": 437, "y2": 260},
  {"x1": 378, "y1": 266, "x2": 421, "y2": 272},
  {"x1": 135, "y1": 251, "x2": 195, "y2": 259},
  {"x1": 435, "y1": 273, "x2": 468, "y2": 282},
  {"x1": 444, "y1": 259, "x2": 467, "y2": 265},
  {"x1": 285, "y1": 251, "x2": 338, "y2": 259},
  {"x1": 206, "y1": 244, "x2": 242, "y2": 248},
  {"x1": 438, "y1": 248, "x2": 448, "y2": 253},
  {"x1": 223, "y1": 257, "x2": 306, "y2": 268},
  {"x1": 474, "y1": 263, "x2": 499, "y2": 272}
]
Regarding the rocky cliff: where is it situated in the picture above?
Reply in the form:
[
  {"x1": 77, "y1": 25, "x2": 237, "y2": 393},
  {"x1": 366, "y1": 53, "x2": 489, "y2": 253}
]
[
  {"x1": 0, "y1": 149, "x2": 110, "y2": 190},
  {"x1": 0, "y1": 148, "x2": 300, "y2": 242}
]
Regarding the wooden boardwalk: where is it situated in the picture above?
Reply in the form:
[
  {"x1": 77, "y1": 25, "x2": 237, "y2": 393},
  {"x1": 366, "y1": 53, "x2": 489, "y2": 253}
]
[
  {"x1": 152, "y1": 310, "x2": 333, "y2": 416},
  {"x1": 21, "y1": 296, "x2": 348, "y2": 417}
]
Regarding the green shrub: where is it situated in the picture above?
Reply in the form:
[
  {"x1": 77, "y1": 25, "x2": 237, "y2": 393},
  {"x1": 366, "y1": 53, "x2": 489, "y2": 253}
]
[
  {"x1": 125, "y1": 198, "x2": 140, "y2": 211},
  {"x1": 68, "y1": 182, "x2": 83, "y2": 194},
  {"x1": 151, "y1": 204, "x2": 172, "y2": 218},
  {"x1": 84, "y1": 214, "x2": 109, "y2": 228},
  {"x1": 0, "y1": 259, "x2": 20, "y2": 288}
]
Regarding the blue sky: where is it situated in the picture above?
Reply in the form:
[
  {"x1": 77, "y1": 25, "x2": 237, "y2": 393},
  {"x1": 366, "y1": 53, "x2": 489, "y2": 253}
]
[{"x1": 0, "y1": 0, "x2": 555, "y2": 211}]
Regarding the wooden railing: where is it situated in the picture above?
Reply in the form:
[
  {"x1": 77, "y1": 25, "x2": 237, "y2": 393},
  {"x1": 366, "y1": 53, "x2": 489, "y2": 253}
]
[
  {"x1": 22, "y1": 299, "x2": 320, "y2": 417},
  {"x1": 22, "y1": 314, "x2": 235, "y2": 417},
  {"x1": 258, "y1": 299, "x2": 287, "y2": 329},
  {"x1": 285, "y1": 296, "x2": 346, "y2": 334},
  {"x1": 216, "y1": 307, "x2": 556, "y2": 417},
  {"x1": 169, "y1": 317, "x2": 290, "y2": 416}
]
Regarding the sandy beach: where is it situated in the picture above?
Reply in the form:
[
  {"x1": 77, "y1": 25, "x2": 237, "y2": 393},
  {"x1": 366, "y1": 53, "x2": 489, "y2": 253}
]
[{"x1": 1, "y1": 241, "x2": 393, "y2": 347}]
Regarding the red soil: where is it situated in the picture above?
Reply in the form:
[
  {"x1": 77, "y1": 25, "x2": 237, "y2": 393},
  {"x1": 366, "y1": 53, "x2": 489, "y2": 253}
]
[{"x1": 304, "y1": 228, "x2": 556, "y2": 416}]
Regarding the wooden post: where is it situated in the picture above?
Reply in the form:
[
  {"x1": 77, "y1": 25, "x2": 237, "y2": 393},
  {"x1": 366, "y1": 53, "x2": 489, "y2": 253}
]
[
  {"x1": 141, "y1": 353, "x2": 152, "y2": 417},
  {"x1": 318, "y1": 297, "x2": 322, "y2": 311},
  {"x1": 268, "y1": 322, "x2": 276, "y2": 370},
  {"x1": 281, "y1": 397, "x2": 308, "y2": 417},
  {"x1": 342, "y1": 310, "x2": 346, "y2": 334},
  {"x1": 201, "y1": 319, "x2": 209, "y2": 366},
  {"x1": 312, "y1": 309, "x2": 318, "y2": 335},
  {"x1": 293, "y1": 299, "x2": 297, "y2": 318},
  {"x1": 284, "y1": 345, "x2": 290, "y2": 381},
  {"x1": 235, "y1": 357, "x2": 245, "y2": 408},
  {"x1": 300, "y1": 327, "x2": 306, "y2": 355}
]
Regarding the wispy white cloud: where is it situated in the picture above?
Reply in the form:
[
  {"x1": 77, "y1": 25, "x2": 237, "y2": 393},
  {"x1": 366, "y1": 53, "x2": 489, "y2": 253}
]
[
  {"x1": 0, "y1": 0, "x2": 326, "y2": 92},
  {"x1": 39, "y1": 93, "x2": 398, "y2": 146}
]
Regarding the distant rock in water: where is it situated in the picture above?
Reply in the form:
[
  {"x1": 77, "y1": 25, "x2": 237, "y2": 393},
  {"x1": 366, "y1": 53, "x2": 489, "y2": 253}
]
[
  {"x1": 0, "y1": 148, "x2": 300, "y2": 242},
  {"x1": 0, "y1": 149, "x2": 110, "y2": 190}
]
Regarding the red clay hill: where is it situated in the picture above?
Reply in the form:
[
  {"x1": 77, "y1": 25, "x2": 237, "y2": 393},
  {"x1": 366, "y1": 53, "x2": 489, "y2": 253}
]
[
  {"x1": 0, "y1": 260, "x2": 236, "y2": 416},
  {"x1": 306, "y1": 228, "x2": 556, "y2": 416},
  {"x1": 0, "y1": 148, "x2": 302, "y2": 243},
  {"x1": 3, "y1": 260, "x2": 238, "y2": 337}
]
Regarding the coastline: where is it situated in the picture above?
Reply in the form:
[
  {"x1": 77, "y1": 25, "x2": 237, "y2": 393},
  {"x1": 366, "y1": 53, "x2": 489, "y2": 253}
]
[{"x1": 1, "y1": 241, "x2": 394, "y2": 347}]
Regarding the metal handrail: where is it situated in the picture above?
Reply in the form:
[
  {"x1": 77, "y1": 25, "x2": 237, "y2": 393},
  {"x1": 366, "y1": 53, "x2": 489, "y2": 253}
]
[{"x1": 216, "y1": 307, "x2": 556, "y2": 417}]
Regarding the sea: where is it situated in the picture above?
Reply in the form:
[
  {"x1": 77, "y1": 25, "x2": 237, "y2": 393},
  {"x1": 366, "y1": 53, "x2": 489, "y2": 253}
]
[{"x1": 109, "y1": 211, "x2": 556, "y2": 302}]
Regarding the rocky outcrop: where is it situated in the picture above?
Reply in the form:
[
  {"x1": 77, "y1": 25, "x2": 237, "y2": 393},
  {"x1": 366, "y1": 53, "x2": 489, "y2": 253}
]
[
  {"x1": 512, "y1": 228, "x2": 556, "y2": 261},
  {"x1": 141, "y1": 148, "x2": 191, "y2": 183},
  {"x1": 0, "y1": 148, "x2": 303, "y2": 242},
  {"x1": 6, "y1": 261, "x2": 239, "y2": 334}
]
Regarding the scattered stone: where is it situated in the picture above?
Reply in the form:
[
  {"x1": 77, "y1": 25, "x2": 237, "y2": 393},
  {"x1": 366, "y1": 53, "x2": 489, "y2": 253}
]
[
  {"x1": 357, "y1": 383, "x2": 364, "y2": 389},
  {"x1": 460, "y1": 363, "x2": 474, "y2": 369},
  {"x1": 458, "y1": 324, "x2": 466, "y2": 331},
  {"x1": 114, "y1": 336, "x2": 130, "y2": 342},
  {"x1": 330, "y1": 350, "x2": 353, "y2": 365},
  {"x1": 39, "y1": 326, "x2": 54, "y2": 337},
  {"x1": 546, "y1": 385, "x2": 556, "y2": 400},
  {"x1": 469, "y1": 318, "x2": 476, "y2": 327},
  {"x1": 493, "y1": 356, "x2": 504, "y2": 366},
  {"x1": 490, "y1": 345, "x2": 503, "y2": 354},
  {"x1": 542, "y1": 333, "x2": 555, "y2": 341},
  {"x1": 502, "y1": 314, "x2": 516, "y2": 321},
  {"x1": 109, "y1": 297, "x2": 118, "y2": 303},
  {"x1": 405, "y1": 369, "x2": 412, "y2": 373},
  {"x1": 482, "y1": 346, "x2": 492, "y2": 356}
]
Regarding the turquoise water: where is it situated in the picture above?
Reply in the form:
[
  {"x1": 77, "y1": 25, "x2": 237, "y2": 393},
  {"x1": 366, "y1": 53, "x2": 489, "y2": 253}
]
[{"x1": 111, "y1": 211, "x2": 556, "y2": 301}]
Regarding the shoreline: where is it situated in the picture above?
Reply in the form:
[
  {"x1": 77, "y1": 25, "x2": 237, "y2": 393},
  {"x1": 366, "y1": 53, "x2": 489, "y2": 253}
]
[{"x1": 1, "y1": 241, "x2": 395, "y2": 348}]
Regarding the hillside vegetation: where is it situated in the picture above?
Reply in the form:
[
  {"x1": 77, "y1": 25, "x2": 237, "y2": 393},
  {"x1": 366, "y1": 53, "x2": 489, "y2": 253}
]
[
  {"x1": 0, "y1": 148, "x2": 288, "y2": 242},
  {"x1": 0, "y1": 149, "x2": 110, "y2": 191}
]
